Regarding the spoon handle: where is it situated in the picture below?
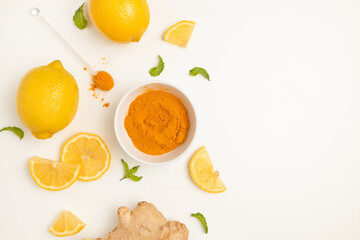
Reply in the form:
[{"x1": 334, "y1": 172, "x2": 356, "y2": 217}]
[{"x1": 31, "y1": 7, "x2": 95, "y2": 74}]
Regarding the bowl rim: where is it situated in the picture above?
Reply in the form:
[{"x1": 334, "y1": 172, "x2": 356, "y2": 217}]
[{"x1": 114, "y1": 80, "x2": 198, "y2": 166}]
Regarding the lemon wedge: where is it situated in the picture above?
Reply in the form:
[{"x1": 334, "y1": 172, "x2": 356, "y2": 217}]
[
  {"x1": 189, "y1": 146, "x2": 226, "y2": 193},
  {"x1": 163, "y1": 20, "x2": 195, "y2": 47},
  {"x1": 49, "y1": 210, "x2": 86, "y2": 237},
  {"x1": 60, "y1": 132, "x2": 111, "y2": 181},
  {"x1": 29, "y1": 157, "x2": 81, "y2": 191}
]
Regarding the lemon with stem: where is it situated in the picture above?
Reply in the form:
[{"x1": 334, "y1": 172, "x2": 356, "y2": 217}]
[
  {"x1": 89, "y1": 0, "x2": 150, "y2": 43},
  {"x1": 16, "y1": 60, "x2": 79, "y2": 139}
]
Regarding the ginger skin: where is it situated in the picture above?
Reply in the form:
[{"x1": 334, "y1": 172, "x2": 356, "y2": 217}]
[{"x1": 91, "y1": 201, "x2": 189, "y2": 240}]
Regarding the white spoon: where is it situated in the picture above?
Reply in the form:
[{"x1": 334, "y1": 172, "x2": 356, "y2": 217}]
[{"x1": 31, "y1": 7, "x2": 114, "y2": 91}]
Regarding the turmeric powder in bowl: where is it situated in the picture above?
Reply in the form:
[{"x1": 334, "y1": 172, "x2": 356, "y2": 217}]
[{"x1": 124, "y1": 90, "x2": 190, "y2": 155}]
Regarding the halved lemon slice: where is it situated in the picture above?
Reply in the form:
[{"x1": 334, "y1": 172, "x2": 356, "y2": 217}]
[
  {"x1": 189, "y1": 146, "x2": 226, "y2": 193},
  {"x1": 163, "y1": 20, "x2": 195, "y2": 47},
  {"x1": 60, "y1": 132, "x2": 111, "y2": 181},
  {"x1": 29, "y1": 157, "x2": 81, "y2": 191},
  {"x1": 49, "y1": 210, "x2": 86, "y2": 237}
]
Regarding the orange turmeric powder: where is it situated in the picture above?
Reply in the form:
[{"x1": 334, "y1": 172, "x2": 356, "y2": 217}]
[
  {"x1": 93, "y1": 71, "x2": 114, "y2": 91},
  {"x1": 124, "y1": 90, "x2": 190, "y2": 155}
]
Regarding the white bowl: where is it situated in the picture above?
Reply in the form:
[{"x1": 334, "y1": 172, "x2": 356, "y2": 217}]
[{"x1": 114, "y1": 81, "x2": 197, "y2": 165}]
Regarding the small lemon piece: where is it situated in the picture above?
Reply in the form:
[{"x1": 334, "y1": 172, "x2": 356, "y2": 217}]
[
  {"x1": 29, "y1": 157, "x2": 81, "y2": 191},
  {"x1": 89, "y1": 0, "x2": 150, "y2": 43},
  {"x1": 16, "y1": 60, "x2": 79, "y2": 139},
  {"x1": 49, "y1": 210, "x2": 86, "y2": 237},
  {"x1": 163, "y1": 20, "x2": 196, "y2": 47},
  {"x1": 189, "y1": 146, "x2": 226, "y2": 193},
  {"x1": 60, "y1": 133, "x2": 111, "y2": 181}
]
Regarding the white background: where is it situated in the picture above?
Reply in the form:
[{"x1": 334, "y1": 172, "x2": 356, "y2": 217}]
[{"x1": 1, "y1": 0, "x2": 360, "y2": 239}]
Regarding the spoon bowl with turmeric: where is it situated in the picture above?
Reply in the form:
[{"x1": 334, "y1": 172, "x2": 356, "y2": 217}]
[{"x1": 114, "y1": 81, "x2": 197, "y2": 165}]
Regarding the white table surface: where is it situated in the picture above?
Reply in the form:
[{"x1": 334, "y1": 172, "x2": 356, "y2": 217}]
[{"x1": 1, "y1": 0, "x2": 360, "y2": 239}]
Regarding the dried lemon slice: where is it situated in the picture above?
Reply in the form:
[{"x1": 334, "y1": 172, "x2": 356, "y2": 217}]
[
  {"x1": 29, "y1": 157, "x2": 81, "y2": 191},
  {"x1": 189, "y1": 146, "x2": 226, "y2": 193},
  {"x1": 49, "y1": 210, "x2": 86, "y2": 237},
  {"x1": 60, "y1": 132, "x2": 111, "y2": 181},
  {"x1": 163, "y1": 20, "x2": 195, "y2": 47}
]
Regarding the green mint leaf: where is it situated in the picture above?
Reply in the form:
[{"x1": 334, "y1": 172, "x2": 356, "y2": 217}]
[
  {"x1": 120, "y1": 159, "x2": 142, "y2": 182},
  {"x1": 149, "y1": 55, "x2": 164, "y2": 76},
  {"x1": 129, "y1": 175, "x2": 143, "y2": 182},
  {"x1": 73, "y1": 3, "x2": 88, "y2": 30},
  {"x1": 0, "y1": 126, "x2": 24, "y2": 140},
  {"x1": 121, "y1": 159, "x2": 129, "y2": 173},
  {"x1": 129, "y1": 165, "x2": 140, "y2": 174},
  {"x1": 191, "y1": 212, "x2": 208, "y2": 233},
  {"x1": 189, "y1": 67, "x2": 210, "y2": 81}
]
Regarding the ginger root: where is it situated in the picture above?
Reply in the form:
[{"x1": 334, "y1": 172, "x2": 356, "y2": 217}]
[{"x1": 93, "y1": 201, "x2": 189, "y2": 240}]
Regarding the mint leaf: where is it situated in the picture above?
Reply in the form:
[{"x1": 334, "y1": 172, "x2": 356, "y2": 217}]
[
  {"x1": 129, "y1": 165, "x2": 140, "y2": 174},
  {"x1": 149, "y1": 55, "x2": 164, "y2": 76},
  {"x1": 122, "y1": 159, "x2": 130, "y2": 172},
  {"x1": 189, "y1": 67, "x2": 210, "y2": 81},
  {"x1": 73, "y1": 3, "x2": 88, "y2": 30},
  {"x1": 0, "y1": 126, "x2": 24, "y2": 140},
  {"x1": 120, "y1": 159, "x2": 143, "y2": 182},
  {"x1": 191, "y1": 212, "x2": 208, "y2": 233},
  {"x1": 128, "y1": 174, "x2": 142, "y2": 182}
]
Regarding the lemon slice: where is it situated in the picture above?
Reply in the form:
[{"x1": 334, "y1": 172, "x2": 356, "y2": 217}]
[
  {"x1": 49, "y1": 210, "x2": 86, "y2": 237},
  {"x1": 60, "y1": 132, "x2": 111, "y2": 181},
  {"x1": 189, "y1": 146, "x2": 226, "y2": 193},
  {"x1": 29, "y1": 157, "x2": 81, "y2": 191},
  {"x1": 163, "y1": 20, "x2": 195, "y2": 47}
]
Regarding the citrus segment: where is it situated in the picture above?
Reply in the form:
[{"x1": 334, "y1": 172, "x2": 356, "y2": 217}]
[
  {"x1": 60, "y1": 133, "x2": 111, "y2": 181},
  {"x1": 163, "y1": 20, "x2": 196, "y2": 47},
  {"x1": 29, "y1": 157, "x2": 81, "y2": 191},
  {"x1": 49, "y1": 210, "x2": 86, "y2": 237},
  {"x1": 189, "y1": 146, "x2": 226, "y2": 193}
]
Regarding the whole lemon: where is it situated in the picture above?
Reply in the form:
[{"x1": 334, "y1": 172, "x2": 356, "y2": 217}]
[
  {"x1": 16, "y1": 60, "x2": 79, "y2": 139},
  {"x1": 89, "y1": 0, "x2": 150, "y2": 43}
]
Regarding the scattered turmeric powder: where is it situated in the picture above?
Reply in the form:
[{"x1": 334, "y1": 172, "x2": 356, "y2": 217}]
[
  {"x1": 93, "y1": 71, "x2": 114, "y2": 91},
  {"x1": 124, "y1": 90, "x2": 190, "y2": 155},
  {"x1": 89, "y1": 83, "x2": 110, "y2": 108},
  {"x1": 92, "y1": 91, "x2": 99, "y2": 99},
  {"x1": 100, "y1": 56, "x2": 112, "y2": 65},
  {"x1": 89, "y1": 83, "x2": 97, "y2": 91}
]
